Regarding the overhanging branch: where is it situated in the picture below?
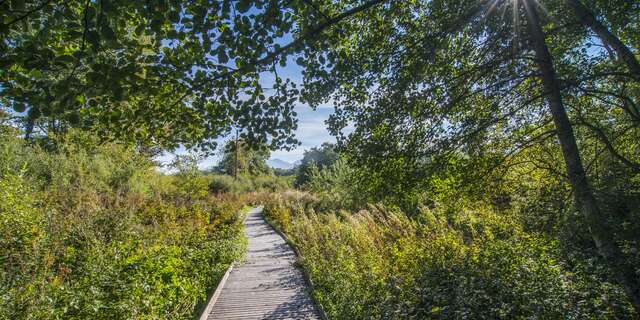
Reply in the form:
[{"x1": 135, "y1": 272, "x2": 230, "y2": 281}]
[{"x1": 169, "y1": 0, "x2": 388, "y2": 109}]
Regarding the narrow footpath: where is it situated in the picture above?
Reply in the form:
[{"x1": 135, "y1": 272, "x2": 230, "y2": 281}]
[{"x1": 202, "y1": 207, "x2": 321, "y2": 320}]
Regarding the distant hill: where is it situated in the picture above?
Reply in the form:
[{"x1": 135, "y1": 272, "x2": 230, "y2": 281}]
[{"x1": 267, "y1": 158, "x2": 294, "y2": 169}]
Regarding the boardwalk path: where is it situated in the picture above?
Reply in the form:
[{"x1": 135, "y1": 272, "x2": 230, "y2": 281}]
[{"x1": 203, "y1": 207, "x2": 321, "y2": 320}]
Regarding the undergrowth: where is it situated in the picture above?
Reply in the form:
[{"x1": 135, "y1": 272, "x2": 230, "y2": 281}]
[
  {"x1": 263, "y1": 191, "x2": 636, "y2": 319},
  {"x1": 0, "y1": 130, "x2": 247, "y2": 319}
]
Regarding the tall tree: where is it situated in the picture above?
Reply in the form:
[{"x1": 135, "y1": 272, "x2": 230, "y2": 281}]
[
  {"x1": 217, "y1": 138, "x2": 271, "y2": 177},
  {"x1": 290, "y1": 0, "x2": 639, "y2": 311},
  {"x1": 294, "y1": 142, "x2": 339, "y2": 187},
  {"x1": 522, "y1": 0, "x2": 640, "y2": 310},
  {"x1": 565, "y1": 0, "x2": 640, "y2": 79}
]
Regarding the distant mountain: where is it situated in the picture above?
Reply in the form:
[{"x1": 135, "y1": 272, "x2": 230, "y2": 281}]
[{"x1": 267, "y1": 158, "x2": 294, "y2": 169}]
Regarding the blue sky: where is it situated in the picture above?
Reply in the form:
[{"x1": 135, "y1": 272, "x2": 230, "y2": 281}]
[
  {"x1": 156, "y1": 59, "x2": 337, "y2": 171},
  {"x1": 270, "y1": 104, "x2": 336, "y2": 163}
]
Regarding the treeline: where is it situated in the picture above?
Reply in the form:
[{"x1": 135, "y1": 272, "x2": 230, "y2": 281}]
[{"x1": 205, "y1": 139, "x2": 293, "y2": 194}]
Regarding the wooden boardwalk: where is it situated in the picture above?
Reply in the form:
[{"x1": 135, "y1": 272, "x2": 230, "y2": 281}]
[{"x1": 202, "y1": 207, "x2": 321, "y2": 320}]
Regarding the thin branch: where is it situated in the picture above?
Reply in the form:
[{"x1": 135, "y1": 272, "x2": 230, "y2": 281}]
[
  {"x1": 1, "y1": 0, "x2": 54, "y2": 28},
  {"x1": 576, "y1": 119, "x2": 640, "y2": 173},
  {"x1": 584, "y1": 140, "x2": 607, "y2": 173},
  {"x1": 484, "y1": 124, "x2": 556, "y2": 178},
  {"x1": 169, "y1": 0, "x2": 388, "y2": 109},
  {"x1": 575, "y1": 86, "x2": 640, "y2": 123},
  {"x1": 301, "y1": 0, "x2": 331, "y2": 20}
]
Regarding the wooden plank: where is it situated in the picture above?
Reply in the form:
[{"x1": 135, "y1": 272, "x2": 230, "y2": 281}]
[
  {"x1": 198, "y1": 262, "x2": 234, "y2": 320},
  {"x1": 202, "y1": 207, "x2": 321, "y2": 320}
]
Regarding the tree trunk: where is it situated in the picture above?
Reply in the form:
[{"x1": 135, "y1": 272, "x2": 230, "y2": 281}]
[
  {"x1": 566, "y1": 0, "x2": 640, "y2": 80},
  {"x1": 24, "y1": 117, "x2": 34, "y2": 141},
  {"x1": 523, "y1": 0, "x2": 640, "y2": 313},
  {"x1": 234, "y1": 130, "x2": 239, "y2": 180}
]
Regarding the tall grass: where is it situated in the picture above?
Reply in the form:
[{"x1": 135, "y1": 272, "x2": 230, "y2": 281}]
[
  {"x1": 0, "y1": 130, "x2": 247, "y2": 319},
  {"x1": 263, "y1": 192, "x2": 635, "y2": 319}
]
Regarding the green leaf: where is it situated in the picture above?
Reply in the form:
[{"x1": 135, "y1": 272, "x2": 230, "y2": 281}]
[
  {"x1": 168, "y1": 9, "x2": 181, "y2": 23},
  {"x1": 67, "y1": 112, "x2": 80, "y2": 125},
  {"x1": 27, "y1": 107, "x2": 41, "y2": 119},
  {"x1": 102, "y1": 25, "x2": 116, "y2": 41},
  {"x1": 54, "y1": 55, "x2": 75, "y2": 65},
  {"x1": 86, "y1": 30, "x2": 100, "y2": 47},
  {"x1": 12, "y1": 103, "x2": 26, "y2": 113},
  {"x1": 236, "y1": 0, "x2": 251, "y2": 13},
  {"x1": 218, "y1": 48, "x2": 229, "y2": 64},
  {"x1": 11, "y1": 0, "x2": 26, "y2": 11}
]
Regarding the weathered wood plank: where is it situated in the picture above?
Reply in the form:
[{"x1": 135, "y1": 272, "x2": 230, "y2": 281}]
[{"x1": 203, "y1": 207, "x2": 321, "y2": 320}]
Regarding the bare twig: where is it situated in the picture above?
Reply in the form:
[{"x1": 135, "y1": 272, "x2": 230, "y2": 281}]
[{"x1": 576, "y1": 119, "x2": 640, "y2": 173}]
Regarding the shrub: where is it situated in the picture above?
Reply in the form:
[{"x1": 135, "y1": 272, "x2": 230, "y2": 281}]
[
  {"x1": 209, "y1": 175, "x2": 235, "y2": 194},
  {"x1": 0, "y1": 173, "x2": 46, "y2": 318},
  {"x1": 208, "y1": 174, "x2": 292, "y2": 194},
  {"x1": 0, "y1": 130, "x2": 247, "y2": 319}
]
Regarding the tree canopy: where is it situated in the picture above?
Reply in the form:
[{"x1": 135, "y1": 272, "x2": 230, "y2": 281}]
[
  {"x1": 217, "y1": 138, "x2": 271, "y2": 176},
  {"x1": 294, "y1": 142, "x2": 339, "y2": 187},
  {"x1": 286, "y1": 0, "x2": 640, "y2": 311},
  {"x1": 0, "y1": 0, "x2": 325, "y2": 151}
]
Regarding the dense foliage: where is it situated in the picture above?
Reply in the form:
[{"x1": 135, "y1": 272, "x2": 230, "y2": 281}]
[
  {"x1": 0, "y1": 130, "x2": 247, "y2": 319},
  {"x1": 215, "y1": 138, "x2": 272, "y2": 177},
  {"x1": 209, "y1": 174, "x2": 292, "y2": 195},
  {"x1": 0, "y1": 0, "x2": 310, "y2": 151},
  {"x1": 262, "y1": 130, "x2": 639, "y2": 317},
  {"x1": 263, "y1": 191, "x2": 637, "y2": 319},
  {"x1": 291, "y1": 0, "x2": 640, "y2": 309},
  {"x1": 294, "y1": 143, "x2": 339, "y2": 187}
]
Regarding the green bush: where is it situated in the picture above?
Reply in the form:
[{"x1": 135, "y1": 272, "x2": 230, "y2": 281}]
[
  {"x1": 208, "y1": 174, "x2": 292, "y2": 194},
  {"x1": 0, "y1": 130, "x2": 247, "y2": 319},
  {"x1": 209, "y1": 175, "x2": 235, "y2": 194},
  {"x1": 0, "y1": 173, "x2": 47, "y2": 317},
  {"x1": 301, "y1": 158, "x2": 363, "y2": 208}
]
